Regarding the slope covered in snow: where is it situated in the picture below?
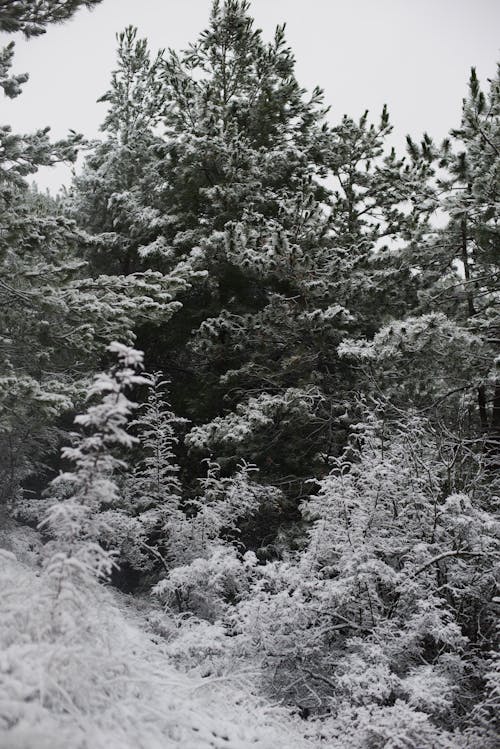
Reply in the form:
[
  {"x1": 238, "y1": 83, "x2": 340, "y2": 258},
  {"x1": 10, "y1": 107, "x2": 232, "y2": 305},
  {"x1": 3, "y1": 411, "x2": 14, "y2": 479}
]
[{"x1": 0, "y1": 537, "x2": 313, "y2": 749}]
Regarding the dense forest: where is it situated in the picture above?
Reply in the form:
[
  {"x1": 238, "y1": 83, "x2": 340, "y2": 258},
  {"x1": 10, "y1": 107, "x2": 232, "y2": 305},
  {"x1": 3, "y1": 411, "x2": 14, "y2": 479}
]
[{"x1": 0, "y1": 1, "x2": 499, "y2": 747}]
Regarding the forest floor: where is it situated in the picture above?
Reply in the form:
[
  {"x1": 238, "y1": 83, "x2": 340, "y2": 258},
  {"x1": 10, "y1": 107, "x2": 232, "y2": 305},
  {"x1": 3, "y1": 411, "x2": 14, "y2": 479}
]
[{"x1": 0, "y1": 523, "x2": 314, "y2": 749}]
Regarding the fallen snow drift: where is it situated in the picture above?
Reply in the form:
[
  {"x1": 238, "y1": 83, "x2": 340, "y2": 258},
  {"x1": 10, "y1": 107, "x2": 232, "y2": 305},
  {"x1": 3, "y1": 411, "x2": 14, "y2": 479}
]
[{"x1": 0, "y1": 547, "x2": 312, "y2": 749}]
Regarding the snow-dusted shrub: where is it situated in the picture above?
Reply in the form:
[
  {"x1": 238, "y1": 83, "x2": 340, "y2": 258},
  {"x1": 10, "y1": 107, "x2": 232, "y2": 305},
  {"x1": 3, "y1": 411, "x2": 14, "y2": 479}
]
[
  {"x1": 123, "y1": 372, "x2": 185, "y2": 515},
  {"x1": 77, "y1": 370, "x2": 187, "y2": 574},
  {"x1": 232, "y1": 415, "x2": 499, "y2": 742},
  {"x1": 158, "y1": 615, "x2": 235, "y2": 676},
  {"x1": 171, "y1": 460, "x2": 280, "y2": 561},
  {"x1": 154, "y1": 545, "x2": 258, "y2": 620},
  {"x1": 152, "y1": 459, "x2": 277, "y2": 619},
  {"x1": 0, "y1": 349, "x2": 310, "y2": 747},
  {"x1": 312, "y1": 701, "x2": 457, "y2": 749}
]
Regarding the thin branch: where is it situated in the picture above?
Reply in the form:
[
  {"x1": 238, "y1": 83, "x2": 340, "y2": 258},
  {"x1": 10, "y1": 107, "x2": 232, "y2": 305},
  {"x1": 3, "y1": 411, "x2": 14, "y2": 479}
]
[
  {"x1": 299, "y1": 665, "x2": 336, "y2": 691},
  {"x1": 140, "y1": 541, "x2": 169, "y2": 574},
  {"x1": 411, "y1": 550, "x2": 494, "y2": 578}
]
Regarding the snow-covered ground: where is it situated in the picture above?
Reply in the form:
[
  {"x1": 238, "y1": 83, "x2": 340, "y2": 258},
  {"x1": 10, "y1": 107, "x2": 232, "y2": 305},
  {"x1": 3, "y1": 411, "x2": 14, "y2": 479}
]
[{"x1": 0, "y1": 528, "x2": 313, "y2": 749}]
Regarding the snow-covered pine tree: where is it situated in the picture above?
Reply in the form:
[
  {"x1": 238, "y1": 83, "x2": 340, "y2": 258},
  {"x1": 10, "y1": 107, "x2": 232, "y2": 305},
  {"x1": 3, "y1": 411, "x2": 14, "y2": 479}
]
[
  {"x1": 69, "y1": 25, "x2": 172, "y2": 276},
  {"x1": 68, "y1": 1, "x2": 329, "y2": 533},
  {"x1": 325, "y1": 106, "x2": 435, "y2": 337},
  {"x1": 0, "y1": 21, "x2": 84, "y2": 505},
  {"x1": 0, "y1": 18, "x2": 203, "y2": 510},
  {"x1": 0, "y1": 2, "x2": 102, "y2": 97},
  {"x1": 0, "y1": 1, "x2": 103, "y2": 37},
  {"x1": 167, "y1": 12, "x2": 433, "y2": 505},
  {"x1": 340, "y1": 65, "x2": 499, "y2": 445},
  {"x1": 424, "y1": 66, "x2": 499, "y2": 451},
  {"x1": 0, "y1": 179, "x2": 192, "y2": 510},
  {"x1": 40, "y1": 342, "x2": 147, "y2": 628},
  {"x1": 71, "y1": 0, "x2": 439, "y2": 550}
]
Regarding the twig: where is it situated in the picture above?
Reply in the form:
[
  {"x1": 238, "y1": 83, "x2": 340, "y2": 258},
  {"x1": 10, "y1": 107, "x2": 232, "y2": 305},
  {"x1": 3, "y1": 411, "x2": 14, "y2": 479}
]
[{"x1": 411, "y1": 550, "x2": 494, "y2": 578}]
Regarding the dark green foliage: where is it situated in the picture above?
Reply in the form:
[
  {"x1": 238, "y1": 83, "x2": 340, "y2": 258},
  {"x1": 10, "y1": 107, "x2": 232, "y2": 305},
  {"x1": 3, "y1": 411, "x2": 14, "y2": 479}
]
[
  {"x1": 0, "y1": 0, "x2": 103, "y2": 37},
  {"x1": 72, "y1": 2, "x2": 434, "y2": 509},
  {"x1": 0, "y1": 15, "x2": 198, "y2": 506}
]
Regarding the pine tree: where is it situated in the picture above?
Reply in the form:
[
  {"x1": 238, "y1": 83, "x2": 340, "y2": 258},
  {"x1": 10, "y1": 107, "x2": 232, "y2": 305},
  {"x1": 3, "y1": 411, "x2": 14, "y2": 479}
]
[
  {"x1": 0, "y1": 1, "x2": 102, "y2": 96},
  {"x1": 0, "y1": 25, "x2": 86, "y2": 503},
  {"x1": 0, "y1": 181, "x2": 191, "y2": 507},
  {"x1": 343, "y1": 66, "x2": 499, "y2": 446},
  {"x1": 433, "y1": 67, "x2": 499, "y2": 449},
  {"x1": 325, "y1": 107, "x2": 434, "y2": 336},
  {"x1": 72, "y1": 1, "x2": 335, "y2": 506},
  {"x1": 0, "y1": 21, "x2": 199, "y2": 509},
  {"x1": 40, "y1": 342, "x2": 147, "y2": 629},
  {"x1": 71, "y1": 1, "x2": 439, "y2": 539},
  {"x1": 70, "y1": 26, "x2": 169, "y2": 275}
]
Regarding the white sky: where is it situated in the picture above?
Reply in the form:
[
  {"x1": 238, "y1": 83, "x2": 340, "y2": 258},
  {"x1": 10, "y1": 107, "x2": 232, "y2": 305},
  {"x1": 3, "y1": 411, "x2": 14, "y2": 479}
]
[{"x1": 2, "y1": 0, "x2": 499, "y2": 192}]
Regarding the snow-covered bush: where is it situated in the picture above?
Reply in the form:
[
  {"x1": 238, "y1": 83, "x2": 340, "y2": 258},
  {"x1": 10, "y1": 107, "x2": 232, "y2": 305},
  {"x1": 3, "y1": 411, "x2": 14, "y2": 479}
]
[
  {"x1": 232, "y1": 415, "x2": 499, "y2": 743},
  {"x1": 152, "y1": 459, "x2": 278, "y2": 618},
  {"x1": 154, "y1": 544, "x2": 257, "y2": 620},
  {"x1": 106, "y1": 371, "x2": 187, "y2": 572},
  {"x1": 0, "y1": 343, "x2": 309, "y2": 748}
]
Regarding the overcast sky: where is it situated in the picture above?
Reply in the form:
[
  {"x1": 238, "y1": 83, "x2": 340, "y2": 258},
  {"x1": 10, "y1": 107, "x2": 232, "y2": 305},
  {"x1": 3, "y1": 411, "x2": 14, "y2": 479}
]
[{"x1": 3, "y1": 0, "x2": 500, "y2": 192}]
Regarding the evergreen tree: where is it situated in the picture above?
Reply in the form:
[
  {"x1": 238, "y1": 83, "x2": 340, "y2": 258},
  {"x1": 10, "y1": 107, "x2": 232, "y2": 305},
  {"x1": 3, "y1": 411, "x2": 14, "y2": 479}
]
[
  {"x1": 41, "y1": 342, "x2": 147, "y2": 581},
  {"x1": 325, "y1": 107, "x2": 434, "y2": 336},
  {"x1": 430, "y1": 67, "x2": 499, "y2": 448},
  {"x1": 0, "y1": 1, "x2": 102, "y2": 96},
  {"x1": 72, "y1": 0, "x2": 439, "y2": 538},
  {"x1": 343, "y1": 66, "x2": 499, "y2": 447},
  {"x1": 71, "y1": 1, "x2": 334, "y2": 510},
  {"x1": 70, "y1": 26, "x2": 170, "y2": 275},
  {"x1": 0, "y1": 20, "x2": 198, "y2": 509}
]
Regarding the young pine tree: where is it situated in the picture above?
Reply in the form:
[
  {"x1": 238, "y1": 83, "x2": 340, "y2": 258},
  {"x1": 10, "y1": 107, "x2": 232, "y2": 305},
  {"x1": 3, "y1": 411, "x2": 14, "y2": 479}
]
[{"x1": 41, "y1": 342, "x2": 148, "y2": 629}]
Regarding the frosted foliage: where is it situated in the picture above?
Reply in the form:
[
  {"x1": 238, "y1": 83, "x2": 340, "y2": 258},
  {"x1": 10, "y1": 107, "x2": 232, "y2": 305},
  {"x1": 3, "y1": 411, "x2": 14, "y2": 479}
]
[
  {"x1": 40, "y1": 343, "x2": 148, "y2": 593},
  {"x1": 111, "y1": 372, "x2": 186, "y2": 570},
  {"x1": 1, "y1": 4, "x2": 498, "y2": 748},
  {"x1": 186, "y1": 388, "x2": 322, "y2": 453},
  {"x1": 154, "y1": 460, "x2": 278, "y2": 616},
  {"x1": 338, "y1": 313, "x2": 480, "y2": 363},
  {"x1": 166, "y1": 461, "x2": 282, "y2": 565},
  {"x1": 96, "y1": 509, "x2": 154, "y2": 570},
  {"x1": 400, "y1": 665, "x2": 456, "y2": 714},
  {"x1": 125, "y1": 372, "x2": 184, "y2": 511},
  {"x1": 182, "y1": 460, "x2": 280, "y2": 549},
  {"x1": 232, "y1": 416, "x2": 499, "y2": 743},
  {"x1": 315, "y1": 701, "x2": 456, "y2": 749},
  {"x1": 338, "y1": 313, "x2": 485, "y2": 406},
  {"x1": 154, "y1": 545, "x2": 257, "y2": 620}
]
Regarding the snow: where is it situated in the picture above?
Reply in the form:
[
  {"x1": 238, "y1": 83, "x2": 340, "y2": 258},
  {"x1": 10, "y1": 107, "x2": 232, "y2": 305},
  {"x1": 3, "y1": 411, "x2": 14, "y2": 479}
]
[{"x1": 0, "y1": 537, "x2": 314, "y2": 749}]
